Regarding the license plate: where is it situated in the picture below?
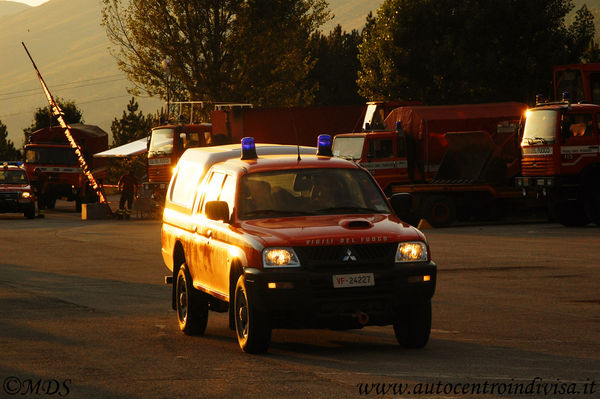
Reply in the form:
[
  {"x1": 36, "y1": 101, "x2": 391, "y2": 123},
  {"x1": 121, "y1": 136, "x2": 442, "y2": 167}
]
[{"x1": 332, "y1": 273, "x2": 375, "y2": 288}]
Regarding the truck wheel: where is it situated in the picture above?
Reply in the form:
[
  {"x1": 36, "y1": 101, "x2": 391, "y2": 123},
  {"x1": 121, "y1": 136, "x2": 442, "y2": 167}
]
[
  {"x1": 234, "y1": 275, "x2": 271, "y2": 353},
  {"x1": 422, "y1": 196, "x2": 456, "y2": 227},
  {"x1": 46, "y1": 196, "x2": 56, "y2": 209},
  {"x1": 553, "y1": 200, "x2": 590, "y2": 227},
  {"x1": 24, "y1": 205, "x2": 35, "y2": 219},
  {"x1": 584, "y1": 184, "x2": 600, "y2": 226},
  {"x1": 176, "y1": 265, "x2": 208, "y2": 335},
  {"x1": 393, "y1": 300, "x2": 431, "y2": 349}
]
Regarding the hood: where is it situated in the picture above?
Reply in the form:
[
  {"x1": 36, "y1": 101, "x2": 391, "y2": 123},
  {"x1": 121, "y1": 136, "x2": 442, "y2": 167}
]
[
  {"x1": 239, "y1": 214, "x2": 426, "y2": 248},
  {"x1": 0, "y1": 184, "x2": 32, "y2": 191}
]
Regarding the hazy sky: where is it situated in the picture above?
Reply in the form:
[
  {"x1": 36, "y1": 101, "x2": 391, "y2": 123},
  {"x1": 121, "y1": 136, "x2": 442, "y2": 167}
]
[{"x1": 12, "y1": 0, "x2": 50, "y2": 6}]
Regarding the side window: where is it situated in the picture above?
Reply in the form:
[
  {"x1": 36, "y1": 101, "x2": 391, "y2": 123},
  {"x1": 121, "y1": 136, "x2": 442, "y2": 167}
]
[
  {"x1": 562, "y1": 113, "x2": 593, "y2": 141},
  {"x1": 199, "y1": 171, "x2": 225, "y2": 213},
  {"x1": 218, "y1": 175, "x2": 236, "y2": 219},
  {"x1": 204, "y1": 172, "x2": 226, "y2": 203},
  {"x1": 367, "y1": 139, "x2": 394, "y2": 159}
]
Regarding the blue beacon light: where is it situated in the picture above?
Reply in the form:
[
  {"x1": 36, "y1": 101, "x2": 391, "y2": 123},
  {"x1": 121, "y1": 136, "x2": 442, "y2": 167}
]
[
  {"x1": 316, "y1": 134, "x2": 333, "y2": 157},
  {"x1": 241, "y1": 137, "x2": 258, "y2": 160}
]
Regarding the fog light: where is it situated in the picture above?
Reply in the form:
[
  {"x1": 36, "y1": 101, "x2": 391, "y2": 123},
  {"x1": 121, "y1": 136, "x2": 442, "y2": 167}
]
[
  {"x1": 408, "y1": 275, "x2": 431, "y2": 283},
  {"x1": 267, "y1": 282, "x2": 294, "y2": 289}
]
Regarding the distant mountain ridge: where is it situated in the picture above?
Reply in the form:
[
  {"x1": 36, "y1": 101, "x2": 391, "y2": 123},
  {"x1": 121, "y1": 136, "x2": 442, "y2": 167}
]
[{"x1": 0, "y1": 0, "x2": 29, "y2": 17}]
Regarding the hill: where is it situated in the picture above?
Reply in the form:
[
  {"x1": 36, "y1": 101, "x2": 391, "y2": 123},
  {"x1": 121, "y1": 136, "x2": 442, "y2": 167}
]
[
  {"x1": 0, "y1": 1, "x2": 29, "y2": 17},
  {"x1": 0, "y1": 0, "x2": 598, "y2": 148}
]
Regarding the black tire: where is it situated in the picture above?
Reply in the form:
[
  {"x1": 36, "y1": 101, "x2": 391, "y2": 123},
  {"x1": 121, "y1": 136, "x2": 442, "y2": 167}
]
[
  {"x1": 393, "y1": 300, "x2": 431, "y2": 349},
  {"x1": 553, "y1": 200, "x2": 590, "y2": 227},
  {"x1": 234, "y1": 275, "x2": 271, "y2": 353},
  {"x1": 584, "y1": 184, "x2": 600, "y2": 226},
  {"x1": 422, "y1": 195, "x2": 456, "y2": 227},
  {"x1": 46, "y1": 196, "x2": 56, "y2": 209},
  {"x1": 176, "y1": 265, "x2": 209, "y2": 335},
  {"x1": 24, "y1": 205, "x2": 35, "y2": 219}
]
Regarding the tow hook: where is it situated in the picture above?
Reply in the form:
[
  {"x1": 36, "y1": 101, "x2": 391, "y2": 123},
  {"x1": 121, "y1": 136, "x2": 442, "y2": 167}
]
[{"x1": 356, "y1": 310, "x2": 370, "y2": 325}]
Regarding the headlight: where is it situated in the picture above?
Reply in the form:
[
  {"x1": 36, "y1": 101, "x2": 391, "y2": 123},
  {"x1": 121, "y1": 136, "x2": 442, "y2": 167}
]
[
  {"x1": 263, "y1": 247, "x2": 301, "y2": 268},
  {"x1": 21, "y1": 192, "x2": 32, "y2": 199},
  {"x1": 395, "y1": 242, "x2": 428, "y2": 263}
]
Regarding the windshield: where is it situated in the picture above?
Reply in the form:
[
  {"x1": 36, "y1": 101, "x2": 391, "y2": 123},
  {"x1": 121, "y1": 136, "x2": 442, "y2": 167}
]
[
  {"x1": 238, "y1": 168, "x2": 391, "y2": 220},
  {"x1": 522, "y1": 110, "x2": 558, "y2": 145},
  {"x1": 149, "y1": 128, "x2": 174, "y2": 157},
  {"x1": 332, "y1": 137, "x2": 365, "y2": 160},
  {"x1": 0, "y1": 170, "x2": 28, "y2": 185},
  {"x1": 25, "y1": 147, "x2": 78, "y2": 165}
]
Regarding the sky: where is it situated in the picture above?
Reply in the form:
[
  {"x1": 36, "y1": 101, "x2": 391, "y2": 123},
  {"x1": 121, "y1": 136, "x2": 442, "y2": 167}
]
[{"x1": 11, "y1": 0, "x2": 50, "y2": 6}]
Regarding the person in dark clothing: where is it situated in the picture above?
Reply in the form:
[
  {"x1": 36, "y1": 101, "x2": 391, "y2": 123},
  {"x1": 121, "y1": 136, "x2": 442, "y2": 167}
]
[
  {"x1": 117, "y1": 170, "x2": 138, "y2": 219},
  {"x1": 32, "y1": 168, "x2": 49, "y2": 217}
]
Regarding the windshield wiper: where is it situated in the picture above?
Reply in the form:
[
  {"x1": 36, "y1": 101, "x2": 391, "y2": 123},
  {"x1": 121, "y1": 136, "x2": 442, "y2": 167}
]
[
  {"x1": 526, "y1": 137, "x2": 549, "y2": 145},
  {"x1": 315, "y1": 206, "x2": 384, "y2": 214},
  {"x1": 243, "y1": 209, "x2": 312, "y2": 218}
]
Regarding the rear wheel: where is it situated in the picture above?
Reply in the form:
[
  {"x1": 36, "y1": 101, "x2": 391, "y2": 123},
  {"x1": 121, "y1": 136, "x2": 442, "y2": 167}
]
[
  {"x1": 421, "y1": 195, "x2": 456, "y2": 227},
  {"x1": 234, "y1": 275, "x2": 271, "y2": 353},
  {"x1": 393, "y1": 300, "x2": 431, "y2": 349},
  {"x1": 584, "y1": 184, "x2": 600, "y2": 226},
  {"x1": 176, "y1": 265, "x2": 209, "y2": 335},
  {"x1": 552, "y1": 200, "x2": 590, "y2": 227}
]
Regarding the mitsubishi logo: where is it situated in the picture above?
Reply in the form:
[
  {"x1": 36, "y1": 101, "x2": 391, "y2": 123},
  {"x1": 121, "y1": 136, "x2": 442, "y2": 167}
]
[{"x1": 342, "y1": 248, "x2": 357, "y2": 262}]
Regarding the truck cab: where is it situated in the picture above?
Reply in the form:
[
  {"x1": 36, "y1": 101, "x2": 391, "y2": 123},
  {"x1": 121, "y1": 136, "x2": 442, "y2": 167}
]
[
  {"x1": 146, "y1": 122, "x2": 214, "y2": 200},
  {"x1": 516, "y1": 101, "x2": 600, "y2": 226},
  {"x1": 161, "y1": 138, "x2": 436, "y2": 353}
]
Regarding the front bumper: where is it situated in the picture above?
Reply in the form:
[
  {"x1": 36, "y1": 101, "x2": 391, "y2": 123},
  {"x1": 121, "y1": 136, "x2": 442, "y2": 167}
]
[{"x1": 243, "y1": 261, "x2": 436, "y2": 329}]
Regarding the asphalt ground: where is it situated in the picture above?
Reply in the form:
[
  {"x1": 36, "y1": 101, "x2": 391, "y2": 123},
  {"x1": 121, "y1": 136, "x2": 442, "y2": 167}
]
[{"x1": 0, "y1": 199, "x2": 598, "y2": 398}]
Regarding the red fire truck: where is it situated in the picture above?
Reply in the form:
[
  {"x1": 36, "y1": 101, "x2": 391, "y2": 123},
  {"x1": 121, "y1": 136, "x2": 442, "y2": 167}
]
[
  {"x1": 24, "y1": 124, "x2": 108, "y2": 210},
  {"x1": 516, "y1": 99, "x2": 600, "y2": 226},
  {"x1": 332, "y1": 102, "x2": 528, "y2": 227},
  {"x1": 553, "y1": 63, "x2": 600, "y2": 105}
]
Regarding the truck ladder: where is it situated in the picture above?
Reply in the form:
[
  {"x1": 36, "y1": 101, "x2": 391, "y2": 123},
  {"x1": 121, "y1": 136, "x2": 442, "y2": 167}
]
[{"x1": 22, "y1": 42, "x2": 107, "y2": 205}]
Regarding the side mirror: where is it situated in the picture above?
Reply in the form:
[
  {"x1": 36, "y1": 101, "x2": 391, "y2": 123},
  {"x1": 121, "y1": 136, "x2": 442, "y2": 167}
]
[
  {"x1": 390, "y1": 193, "x2": 412, "y2": 219},
  {"x1": 205, "y1": 200, "x2": 230, "y2": 223}
]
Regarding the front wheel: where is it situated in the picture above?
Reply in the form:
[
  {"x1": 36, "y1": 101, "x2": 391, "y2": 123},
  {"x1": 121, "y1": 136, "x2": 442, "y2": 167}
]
[
  {"x1": 393, "y1": 300, "x2": 431, "y2": 348},
  {"x1": 234, "y1": 275, "x2": 271, "y2": 353},
  {"x1": 24, "y1": 205, "x2": 35, "y2": 219},
  {"x1": 176, "y1": 265, "x2": 208, "y2": 335}
]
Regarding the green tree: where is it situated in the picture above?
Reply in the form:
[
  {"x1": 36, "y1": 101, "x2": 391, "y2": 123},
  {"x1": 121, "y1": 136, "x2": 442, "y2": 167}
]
[
  {"x1": 107, "y1": 98, "x2": 156, "y2": 184},
  {"x1": 308, "y1": 25, "x2": 365, "y2": 105},
  {"x1": 102, "y1": 0, "x2": 331, "y2": 107},
  {"x1": 357, "y1": 0, "x2": 595, "y2": 105},
  {"x1": 111, "y1": 97, "x2": 155, "y2": 147},
  {"x1": 23, "y1": 98, "x2": 84, "y2": 144},
  {"x1": 0, "y1": 120, "x2": 20, "y2": 161}
]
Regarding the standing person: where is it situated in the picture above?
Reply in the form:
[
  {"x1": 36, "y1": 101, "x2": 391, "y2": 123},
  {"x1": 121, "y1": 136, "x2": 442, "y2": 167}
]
[
  {"x1": 32, "y1": 168, "x2": 49, "y2": 217},
  {"x1": 117, "y1": 169, "x2": 138, "y2": 219}
]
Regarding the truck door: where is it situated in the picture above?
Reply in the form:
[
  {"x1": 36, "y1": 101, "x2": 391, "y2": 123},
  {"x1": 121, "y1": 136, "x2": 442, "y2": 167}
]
[
  {"x1": 560, "y1": 112, "x2": 599, "y2": 175},
  {"x1": 193, "y1": 171, "x2": 235, "y2": 300},
  {"x1": 362, "y1": 137, "x2": 409, "y2": 193}
]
